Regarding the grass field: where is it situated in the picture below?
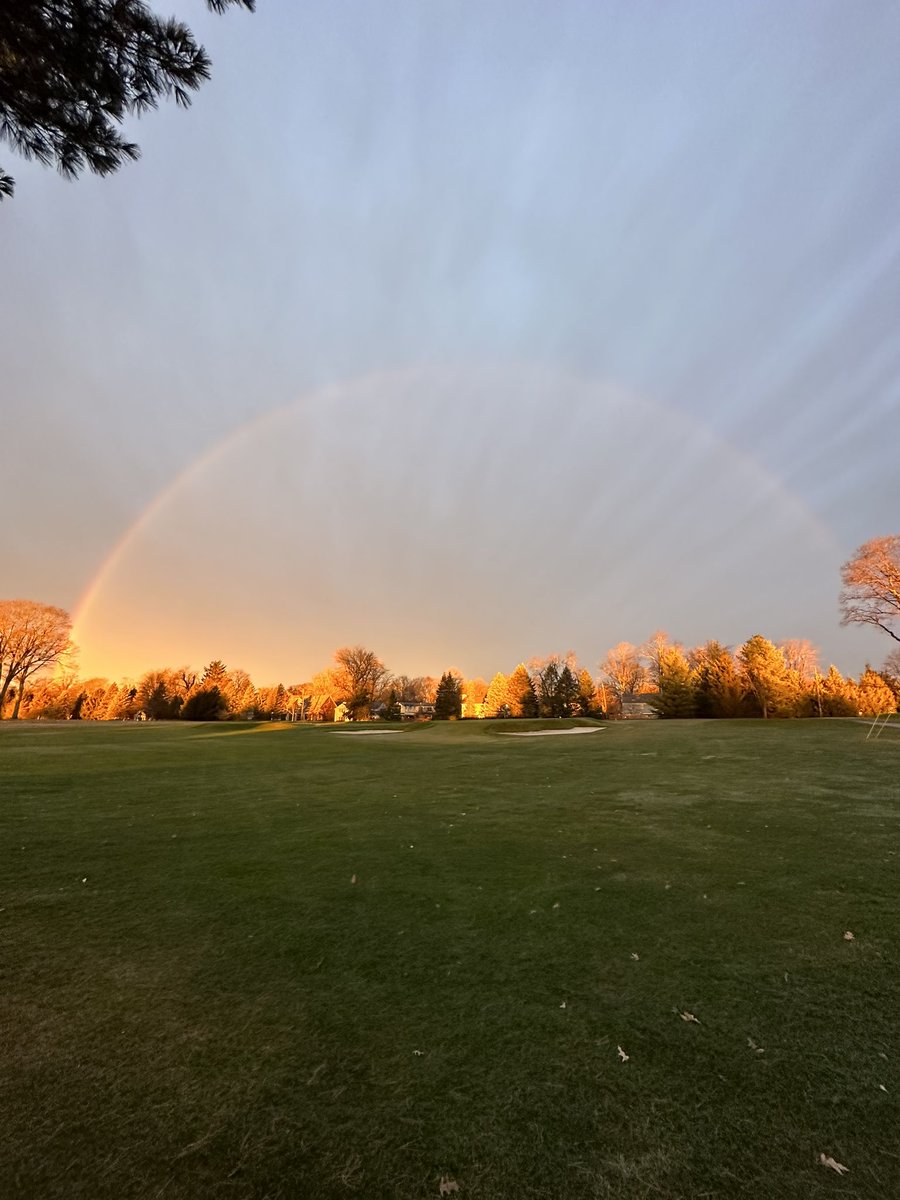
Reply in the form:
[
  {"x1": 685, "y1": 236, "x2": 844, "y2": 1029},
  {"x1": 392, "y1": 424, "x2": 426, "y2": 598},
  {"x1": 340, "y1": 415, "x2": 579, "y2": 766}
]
[{"x1": 1, "y1": 718, "x2": 898, "y2": 1199}]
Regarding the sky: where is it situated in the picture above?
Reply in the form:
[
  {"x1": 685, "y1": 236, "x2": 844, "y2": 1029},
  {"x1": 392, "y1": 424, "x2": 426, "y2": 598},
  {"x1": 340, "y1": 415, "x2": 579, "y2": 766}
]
[{"x1": 2, "y1": 0, "x2": 899, "y2": 685}]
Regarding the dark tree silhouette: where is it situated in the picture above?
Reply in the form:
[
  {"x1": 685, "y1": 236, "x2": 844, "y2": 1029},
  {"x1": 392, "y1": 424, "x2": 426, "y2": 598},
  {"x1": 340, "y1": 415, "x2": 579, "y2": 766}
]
[
  {"x1": 0, "y1": 0, "x2": 253, "y2": 199},
  {"x1": 182, "y1": 686, "x2": 225, "y2": 721},
  {"x1": 433, "y1": 672, "x2": 462, "y2": 720}
]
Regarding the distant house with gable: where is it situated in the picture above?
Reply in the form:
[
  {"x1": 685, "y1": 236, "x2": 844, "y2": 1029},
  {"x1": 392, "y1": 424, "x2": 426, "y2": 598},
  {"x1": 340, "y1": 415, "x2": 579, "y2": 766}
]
[
  {"x1": 306, "y1": 695, "x2": 337, "y2": 722},
  {"x1": 399, "y1": 700, "x2": 435, "y2": 721},
  {"x1": 619, "y1": 692, "x2": 659, "y2": 720}
]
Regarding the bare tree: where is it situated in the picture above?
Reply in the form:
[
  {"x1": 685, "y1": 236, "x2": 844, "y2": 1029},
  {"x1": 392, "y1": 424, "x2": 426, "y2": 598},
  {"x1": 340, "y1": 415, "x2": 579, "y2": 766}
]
[
  {"x1": 840, "y1": 536, "x2": 900, "y2": 644},
  {"x1": 0, "y1": 600, "x2": 73, "y2": 718},
  {"x1": 641, "y1": 630, "x2": 671, "y2": 689},
  {"x1": 332, "y1": 646, "x2": 389, "y2": 717},
  {"x1": 599, "y1": 642, "x2": 645, "y2": 698},
  {"x1": 779, "y1": 639, "x2": 820, "y2": 679}
]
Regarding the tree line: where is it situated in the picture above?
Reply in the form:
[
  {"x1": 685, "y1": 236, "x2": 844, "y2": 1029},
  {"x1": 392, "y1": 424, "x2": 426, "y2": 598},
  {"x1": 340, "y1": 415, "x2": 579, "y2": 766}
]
[
  {"x1": 2, "y1": 536, "x2": 899, "y2": 721},
  {"x1": 2, "y1": 633, "x2": 898, "y2": 725}
]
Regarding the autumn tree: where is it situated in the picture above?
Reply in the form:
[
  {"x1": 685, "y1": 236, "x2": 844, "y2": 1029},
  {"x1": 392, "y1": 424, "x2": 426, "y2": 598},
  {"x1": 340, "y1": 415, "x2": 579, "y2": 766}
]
[
  {"x1": 814, "y1": 666, "x2": 855, "y2": 717},
  {"x1": 138, "y1": 668, "x2": 183, "y2": 719},
  {"x1": 201, "y1": 659, "x2": 228, "y2": 689},
  {"x1": 461, "y1": 677, "x2": 488, "y2": 718},
  {"x1": 105, "y1": 681, "x2": 139, "y2": 720},
  {"x1": 856, "y1": 667, "x2": 897, "y2": 716},
  {"x1": 0, "y1": 0, "x2": 254, "y2": 200},
  {"x1": 840, "y1": 536, "x2": 900, "y2": 644},
  {"x1": 222, "y1": 668, "x2": 255, "y2": 716},
  {"x1": 76, "y1": 678, "x2": 111, "y2": 720},
  {"x1": 575, "y1": 668, "x2": 597, "y2": 717},
  {"x1": 11, "y1": 672, "x2": 80, "y2": 720},
  {"x1": 653, "y1": 645, "x2": 697, "y2": 718},
  {"x1": 693, "y1": 642, "x2": 744, "y2": 718},
  {"x1": 738, "y1": 635, "x2": 789, "y2": 719},
  {"x1": 484, "y1": 672, "x2": 510, "y2": 717},
  {"x1": 0, "y1": 600, "x2": 73, "y2": 719}
]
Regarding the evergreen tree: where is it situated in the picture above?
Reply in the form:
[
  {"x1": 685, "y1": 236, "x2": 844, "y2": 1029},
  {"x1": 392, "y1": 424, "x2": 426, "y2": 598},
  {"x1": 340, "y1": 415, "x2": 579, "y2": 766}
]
[
  {"x1": 508, "y1": 664, "x2": 539, "y2": 717},
  {"x1": 857, "y1": 667, "x2": 898, "y2": 716},
  {"x1": 182, "y1": 686, "x2": 226, "y2": 721},
  {"x1": 738, "y1": 635, "x2": 789, "y2": 719},
  {"x1": 384, "y1": 688, "x2": 402, "y2": 721},
  {"x1": 557, "y1": 665, "x2": 579, "y2": 717},
  {"x1": 575, "y1": 668, "x2": 597, "y2": 717},
  {"x1": 485, "y1": 672, "x2": 511, "y2": 717},
  {"x1": 654, "y1": 646, "x2": 697, "y2": 718},
  {"x1": 537, "y1": 661, "x2": 562, "y2": 717},
  {"x1": 0, "y1": 0, "x2": 254, "y2": 200},
  {"x1": 819, "y1": 666, "x2": 858, "y2": 716},
  {"x1": 694, "y1": 642, "x2": 744, "y2": 718},
  {"x1": 202, "y1": 659, "x2": 228, "y2": 690},
  {"x1": 434, "y1": 672, "x2": 462, "y2": 720}
]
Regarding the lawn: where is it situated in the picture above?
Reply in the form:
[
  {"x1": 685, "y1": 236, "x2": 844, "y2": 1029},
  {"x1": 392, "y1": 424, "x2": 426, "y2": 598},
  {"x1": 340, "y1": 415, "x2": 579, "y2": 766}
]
[{"x1": 1, "y1": 718, "x2": 897, "y2": 1198}]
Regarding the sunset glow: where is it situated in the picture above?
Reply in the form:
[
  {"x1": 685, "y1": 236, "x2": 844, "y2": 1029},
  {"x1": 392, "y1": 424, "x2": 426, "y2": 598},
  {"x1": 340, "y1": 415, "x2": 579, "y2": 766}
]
[{"x1": 73, "y1": 366, "x2": 842, "y2": 683}]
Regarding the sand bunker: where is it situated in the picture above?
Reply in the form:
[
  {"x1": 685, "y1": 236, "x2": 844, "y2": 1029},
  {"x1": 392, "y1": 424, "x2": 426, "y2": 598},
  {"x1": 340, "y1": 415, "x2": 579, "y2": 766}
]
[
  {"x1": 500, "y1": 727, "x2": 604, "y2": 737},
  {"x1": 331, "y1": 729, "x2": 403, "y2": 736}
]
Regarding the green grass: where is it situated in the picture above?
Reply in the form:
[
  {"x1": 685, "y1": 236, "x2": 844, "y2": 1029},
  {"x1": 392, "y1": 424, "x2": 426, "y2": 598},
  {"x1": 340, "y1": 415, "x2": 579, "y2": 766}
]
[{"x1": 1, "y1": 718, "x2": 898, "y2": 1198}]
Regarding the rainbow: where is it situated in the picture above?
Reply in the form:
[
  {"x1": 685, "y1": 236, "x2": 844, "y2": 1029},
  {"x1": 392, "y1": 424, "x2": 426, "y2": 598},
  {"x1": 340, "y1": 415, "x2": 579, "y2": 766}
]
[{"x1": 72, "y1": 363, "x2": 839, "y2": 680}]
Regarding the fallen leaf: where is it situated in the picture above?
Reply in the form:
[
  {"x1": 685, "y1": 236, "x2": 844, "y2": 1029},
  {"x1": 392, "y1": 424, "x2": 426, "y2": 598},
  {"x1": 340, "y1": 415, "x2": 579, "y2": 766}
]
[
  {"x1": 747, "y1": 1038, "x2": 764, "y2": 1054},
  {"x1": 879, "y1": 1084, "x2": 888, "y2": 1092},
  {"x1": 843, "y1": 930, "x2": 855, "y2": 941},
  {"x1": 350, "y1": 875, "x2": 357, "y2": 884},
  {"x1": 630, "y1": 953, "x2": 640, "y2": 961},
  {"x1": 552, "y1": 902, "x2": 560, "y2": 909},
  {"x1": 680, "y1": 1012, "x2": 700, "y2": 1024},
  {"x1": 413, "y1": 1050, "x2": 424, "y2": 1057},
  {"x1": 617, "y1": 1045, "x2": 629, "y2": 1062},
  {"x1": 439, "y1": 1176, "x2": 460, "y2": 1196},
  {"x1": 819, "y1": 1153, "x2": 849, "y2": 1176},
  {"x1": 559, "y1": 1001, "x2": 567, "y2": 1009}
]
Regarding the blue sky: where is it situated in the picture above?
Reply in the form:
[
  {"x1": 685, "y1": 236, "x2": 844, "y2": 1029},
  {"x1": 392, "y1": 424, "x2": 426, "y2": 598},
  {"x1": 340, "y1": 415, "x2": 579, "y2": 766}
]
[{"x1": 2, "y1": 1, "x2": 898, "y2": 682}]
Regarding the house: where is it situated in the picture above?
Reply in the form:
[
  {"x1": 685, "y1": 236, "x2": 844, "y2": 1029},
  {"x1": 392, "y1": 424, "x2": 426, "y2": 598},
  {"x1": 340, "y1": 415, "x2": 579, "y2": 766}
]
[
  {"x1": 306, "y1": 694, "x2": 337, "y2": 722},
  {"x1": 399, "y1": 700, "x2": 435, "y2": 721},
  {"x1": 619, "y1": 692, "x2": 659, "y2": 720}
]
